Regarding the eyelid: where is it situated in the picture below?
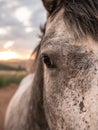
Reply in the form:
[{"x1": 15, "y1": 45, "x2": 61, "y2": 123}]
[{"x1": 40, "y1": 52, "x2": 48, "y2": 58}]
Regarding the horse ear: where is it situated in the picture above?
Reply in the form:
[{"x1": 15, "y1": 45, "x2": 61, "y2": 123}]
[{"x1": 42, "y1": 0, "x2": 61, "y2": 13}]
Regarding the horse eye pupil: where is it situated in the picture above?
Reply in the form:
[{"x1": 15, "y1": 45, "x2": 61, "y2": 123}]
[{"x1": 43, "y1": 56, "x2": 52, "y2": 68}]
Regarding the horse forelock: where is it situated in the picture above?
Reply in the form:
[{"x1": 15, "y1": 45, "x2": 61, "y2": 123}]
[
  {"x1": 63, "y1": 0, "x2": 98, "y2": 40},
  {"x1": 44, "y1": 0, "x2": 98, "y2": 41}
]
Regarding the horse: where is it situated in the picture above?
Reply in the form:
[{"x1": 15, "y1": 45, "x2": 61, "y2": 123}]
[{"x1": 5, "y1": 0, "x2": 98, "y2": 130}]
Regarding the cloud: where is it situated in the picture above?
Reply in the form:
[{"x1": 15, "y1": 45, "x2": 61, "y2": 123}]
[
  {"x1": 0, "y1": 0, "x2": 46, "y2": 59},
  {"x1": 0, "y1": 28, "x2": 8, "y2": 36},
  {"x1": 25, "y1": 27, "x2": 33, "y2": 33},
  {"x1": 4, "y1": 40, "x2": 14, "y2": 49},
  {"x1": 14, "y1": 7, "x2": 32, "y2": 26}
]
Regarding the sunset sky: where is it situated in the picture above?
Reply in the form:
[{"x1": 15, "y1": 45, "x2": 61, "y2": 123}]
[{"x1": 0, "y1": 0, "x2": 46, "y2": 60}]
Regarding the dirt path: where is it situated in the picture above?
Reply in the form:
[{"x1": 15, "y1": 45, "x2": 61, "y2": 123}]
[{"x1": 0, "y1": 85, "x2": 18, "y2": 130}]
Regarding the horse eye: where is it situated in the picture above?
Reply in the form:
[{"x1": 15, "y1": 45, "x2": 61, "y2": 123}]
[{"x1": 41, "y1": 54, "x2": 54, "y2": 68}]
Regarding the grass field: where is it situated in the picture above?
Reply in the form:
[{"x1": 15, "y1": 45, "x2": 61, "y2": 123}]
[
  {"x1": 0, "y1": 71, "x2": 27, "y2": 88},
  {"x1": 0, "y1": 63, "x2": 25, "y2": 71}
]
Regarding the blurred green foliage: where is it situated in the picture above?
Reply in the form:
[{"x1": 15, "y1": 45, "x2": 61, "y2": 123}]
[
  {"x1": 0, "y1": 76, "x2": 23, "y2": 88},
  {"x1": 0, "y1": 63, "x2": 25, "y2": 71}
]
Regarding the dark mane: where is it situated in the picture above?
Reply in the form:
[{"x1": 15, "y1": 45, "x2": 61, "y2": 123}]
[{"x1": 55, "y1": 0, "x2": 98, "y2": 40}]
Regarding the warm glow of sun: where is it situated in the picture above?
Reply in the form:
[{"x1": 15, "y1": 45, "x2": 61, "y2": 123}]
[{"x1": 0, "y1": 51, "x2": 22, "y2": 61}]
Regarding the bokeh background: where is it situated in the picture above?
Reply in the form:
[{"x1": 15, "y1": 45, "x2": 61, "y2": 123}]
[{"x1": 0, "y1": 0, "x2": 46, "y2": 130}]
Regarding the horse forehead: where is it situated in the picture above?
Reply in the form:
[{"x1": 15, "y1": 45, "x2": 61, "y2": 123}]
[
  {"x1": 41, "y1": 8, "x2": 75, "y2": 51},
  {"x1": 44, "y1": 8, "x2": 98, "y2": 54},
  {"x1": 45, "y1": 8, "x2": 73, "y2": 40}
]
